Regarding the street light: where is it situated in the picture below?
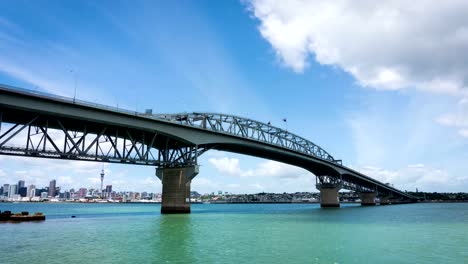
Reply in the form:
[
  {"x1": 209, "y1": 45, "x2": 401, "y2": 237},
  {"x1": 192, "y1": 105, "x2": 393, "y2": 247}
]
[{"x1": 70, "y1": 69, "x2": 77, "y2": 103}]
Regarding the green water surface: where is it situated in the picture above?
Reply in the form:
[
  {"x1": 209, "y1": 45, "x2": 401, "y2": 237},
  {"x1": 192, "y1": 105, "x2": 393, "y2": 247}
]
[{"x1": 0, "y1": 203, "x2": 466, "y2": 264}]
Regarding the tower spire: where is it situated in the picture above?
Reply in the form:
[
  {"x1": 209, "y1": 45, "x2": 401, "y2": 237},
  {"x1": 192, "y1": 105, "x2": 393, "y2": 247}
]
[{"x1": 100, "y1": 167, "x2": 105, "y2": 199}]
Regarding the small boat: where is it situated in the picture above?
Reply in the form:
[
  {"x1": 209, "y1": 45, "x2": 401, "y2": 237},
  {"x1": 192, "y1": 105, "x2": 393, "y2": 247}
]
[{"x1": 0, "y1": 211, "x2": 46, "y2": 222}]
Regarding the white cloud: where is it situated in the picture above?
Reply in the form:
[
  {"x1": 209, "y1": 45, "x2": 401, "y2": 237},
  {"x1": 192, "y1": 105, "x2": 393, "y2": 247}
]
[
  {"x1": 191, "y1": 177, "x2": 221, "y2": 192},
  {"x1": 357, "y1": 164, "x2": 468, "y2": 192},
  {"x1": 247, "y1": 0, "x2": 468, "y2": 94},
  {"x1": 458, "y1": 129, "x2": 468, "y2": 138},
  {"x1": 208, "y1": 157, "x2": 307, "y2": 178},
  {"x1": 208, "y1": 157, "x2": 242, "y2": 176},
  {"x1": 436, "y1": 97, "x2": 468, "y2": 137}
]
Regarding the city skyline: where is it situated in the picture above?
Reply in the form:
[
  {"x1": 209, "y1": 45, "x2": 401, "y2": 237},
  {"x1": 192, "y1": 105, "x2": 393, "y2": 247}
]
[
  {"x1": 0, "y1": 176, "x2": 230, "y2": 197},
  {"x1": 0, "y1": 1, "x2": 468, "y2": 194}
]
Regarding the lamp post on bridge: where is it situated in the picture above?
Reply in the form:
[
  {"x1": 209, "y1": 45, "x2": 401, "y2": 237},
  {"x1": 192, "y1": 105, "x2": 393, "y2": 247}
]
[{"x1": 70, "y1": 69, "x2": 77, "y2": 103}]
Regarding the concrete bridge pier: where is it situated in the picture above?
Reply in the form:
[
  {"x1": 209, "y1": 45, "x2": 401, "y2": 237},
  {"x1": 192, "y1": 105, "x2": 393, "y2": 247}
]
[
  {"x1": 316, "y1": 183, "x2": 341, "y2": 208},
  {"x1": 156, "y1": 165, "x2": 199, "y2": 214},
  {"x1": 379, "y1": 196, "x2": 391, "y2": 205},
  {"x1": 360, "y1": 191, "x2": 377, "y2": 206}
]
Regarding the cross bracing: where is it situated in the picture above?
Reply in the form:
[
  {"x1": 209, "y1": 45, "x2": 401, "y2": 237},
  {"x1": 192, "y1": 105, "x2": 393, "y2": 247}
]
[
  {"x1": 154, "y1": 113, "x2": 342, "y2": 165},
  {"x1": 0, "y1": 113, "x2": 205, "y2": 167}
]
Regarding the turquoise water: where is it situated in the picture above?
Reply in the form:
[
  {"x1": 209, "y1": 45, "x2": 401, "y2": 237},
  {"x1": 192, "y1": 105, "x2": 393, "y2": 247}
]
[{"x1": 0, "y1": 203, "x2": 467, "y2": 264}]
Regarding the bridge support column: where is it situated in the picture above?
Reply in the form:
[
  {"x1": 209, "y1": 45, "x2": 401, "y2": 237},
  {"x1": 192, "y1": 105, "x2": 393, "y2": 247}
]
[
  {"x1": 379, "y1": 196, "x2": 390, "y2": 205},
  {"x1": 316, "y1": 183, "x2": 341, "y2": 208},
  {"x1": 156, "y1": 165, "x2": 199, "y2": 214},
  {"x1": 360, "y1": 191, "x2": 376, "y2": 206}
]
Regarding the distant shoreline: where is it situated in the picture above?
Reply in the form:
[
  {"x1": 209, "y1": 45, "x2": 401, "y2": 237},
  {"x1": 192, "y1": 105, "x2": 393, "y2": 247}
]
[{"x1": 1, "y1": 201, "x2": 468, "y2": 204}]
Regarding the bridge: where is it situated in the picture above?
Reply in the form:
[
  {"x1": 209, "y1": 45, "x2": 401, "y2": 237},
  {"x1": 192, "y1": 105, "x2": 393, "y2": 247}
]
[{"x1": 0, "y1": 84, "x2": 416, "y2": 213}]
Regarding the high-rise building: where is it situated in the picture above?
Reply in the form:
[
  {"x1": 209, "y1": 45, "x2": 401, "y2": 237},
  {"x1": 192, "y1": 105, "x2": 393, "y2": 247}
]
[
  {"x1": 27, "y1": 185, "x2": 36, "y2": 198},
  {"x1": 18, "y1": 187, "x2": 27, "y2": 197},
  {"x1": 105, "y1": 185, "x2": 112, "y2": 199},
  {"x1": 78, "y1": 188, "x2": 87, "y2": 198},
  {"x1": 48, "y1": 180, "x2": 56, "y2": 197},
  {"x1": 3, "y1": 184, "x2": 9, "y2": 197},
  {"x1": 8, "y1": 184, "x2": 17, "y2": 199},
  {"x1": 18, "y1": 180, "x2": 25, "y2": 191}
]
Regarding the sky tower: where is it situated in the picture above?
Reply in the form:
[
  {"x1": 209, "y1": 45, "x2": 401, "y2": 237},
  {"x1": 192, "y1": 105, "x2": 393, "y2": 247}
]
[{"x1": 100, "y1": 169, "x2": 104, "y2": 198}]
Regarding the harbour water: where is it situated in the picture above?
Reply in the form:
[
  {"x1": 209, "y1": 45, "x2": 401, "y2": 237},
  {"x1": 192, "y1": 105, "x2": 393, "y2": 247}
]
[{"x1": 0, "y1": 202, "x2": 467, "y2": 263}]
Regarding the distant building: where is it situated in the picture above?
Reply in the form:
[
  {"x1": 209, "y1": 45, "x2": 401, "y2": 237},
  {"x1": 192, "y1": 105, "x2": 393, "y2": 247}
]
[
  {"x1": 27, "y1": 185, "x2": 36, "y2": 198},
  {"x1": 1, "y1": 184, "x2": 8, "y2": 196},
  {"x1": 18, "y1": 187, "x2": 27, "y2": 197},
  {"x1": 35, "y1": 188, "x2": 47, "y2": 197},
  {"x1": 105, "y1": 185, "x2": 112, "y2": 199},
  {"x1": 40, "y1": 192, "x2": 48, "y2": 199},
  {"x1": 48, "y1": 180, "x2": 56, "y2": 197},
  {"x1": 78, "y1": 188, "x2": 87, "y2": 198},
  {"x1": 8, "y1": 184, "x2": 18, "y2": 199},
  {"x1": 18, "y1": 180, "x2": 25, "y2": 192}
]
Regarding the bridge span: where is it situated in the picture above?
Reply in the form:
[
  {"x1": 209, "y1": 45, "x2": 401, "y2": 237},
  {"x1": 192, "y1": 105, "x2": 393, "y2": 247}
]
[{"x1": 0, "y1": 84, "x2": 416, "y2": 213}]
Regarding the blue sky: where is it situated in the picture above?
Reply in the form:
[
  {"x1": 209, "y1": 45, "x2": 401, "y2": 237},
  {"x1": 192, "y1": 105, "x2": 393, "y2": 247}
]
[{"x1": 1, "y1": 0, "x2": 468, "y2": 193}]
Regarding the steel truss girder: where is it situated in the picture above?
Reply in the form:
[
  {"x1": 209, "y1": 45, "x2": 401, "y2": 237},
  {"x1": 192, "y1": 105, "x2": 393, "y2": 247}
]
[
  {"x1": 0, "y1": 113, "x2": 206, "y2": 167},
  {"x1": 316, "y1": 175, "x2": 376, "y2": 193},
  {"x1": 156, "y1": 113, "x2": 342, "y2": 164}
]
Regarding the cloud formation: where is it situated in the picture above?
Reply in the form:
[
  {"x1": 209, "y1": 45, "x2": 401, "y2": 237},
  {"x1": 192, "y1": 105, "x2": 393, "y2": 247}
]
[
  {"x1": 208, "y1": 157, "x2": 308, "y2": 178},
  {"x1": 436, "y1": 97, "x2": 468, "y2": 137},
  {"x1": 247, "y1": 0, "x2": 468, "y2": 94},
  {"x1": 357, "y1": 164, "x2": 468, "y2": 192}
]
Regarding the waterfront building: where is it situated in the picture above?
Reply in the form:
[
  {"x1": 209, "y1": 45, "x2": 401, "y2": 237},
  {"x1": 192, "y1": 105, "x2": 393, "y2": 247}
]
[
  {"x1": 27, "y1": 185, "x2": 36, "y2": 198},
  {"x1": 18, "y1": 180, "x2": 25, "y2": 191},
  {"x1": 8, "y1": 184, "x2": 18, "y2": 199},
  {"x1": 11, "y1": 194, "x2": 21, "y2": 201},
  {"x1": 35, "y1": 187, "x2": 47, "y2": 197},
  {"x1": 105, "y1": 185, "x2": 112, "y2": 199},
  {"x1": 2, "y1": 184, "x2": 9, "y2": 196},
  {"x1": 48, "y1": 180, "x2": 56, "y2": 197},
  {"x1": 78, "y1": 188, "x2": 87, "y2": 198},
  {"x1": 40, "y1": 192, "x2": 48, "y2": 199},
  {"x1": 18, "y1": 187, "x2": 27, "y2": 197}
]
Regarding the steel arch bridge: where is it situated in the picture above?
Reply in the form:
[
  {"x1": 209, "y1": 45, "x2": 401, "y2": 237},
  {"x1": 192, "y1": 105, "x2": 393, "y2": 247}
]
[{"x1": 0, "y1": 84, "x2": 416, "y2": 202}]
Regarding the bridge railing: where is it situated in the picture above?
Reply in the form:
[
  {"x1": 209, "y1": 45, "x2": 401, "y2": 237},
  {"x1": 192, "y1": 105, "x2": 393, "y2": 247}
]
[{"x1": 0, "y1": 83, "x2": 144, "y2": 118}]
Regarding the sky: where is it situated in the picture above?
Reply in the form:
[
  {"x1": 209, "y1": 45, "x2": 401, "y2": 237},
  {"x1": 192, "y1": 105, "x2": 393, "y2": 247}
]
[{"x1": 1, "y1": 0, "x2": 468, "y2": 194}]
